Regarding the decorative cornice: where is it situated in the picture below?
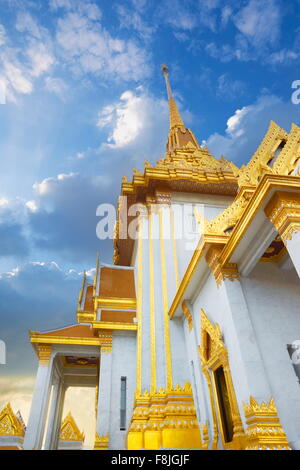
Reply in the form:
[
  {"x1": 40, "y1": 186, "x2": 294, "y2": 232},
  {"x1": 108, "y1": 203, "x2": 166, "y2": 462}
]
[
  {"x1": 264, "y1": 191, "x2": 300, "y2": 243},
  {"x1": 36, "y1": 343, "x2": 52, "y2": 366},
  {"x1": 205, "y1": 244, "x2": 239, "y2": 286}
]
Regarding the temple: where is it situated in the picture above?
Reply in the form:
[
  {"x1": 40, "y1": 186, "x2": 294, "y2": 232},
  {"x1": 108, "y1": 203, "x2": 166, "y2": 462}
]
[{"x1": 3, "y1": 66, "x2": 300, "y2": 450}]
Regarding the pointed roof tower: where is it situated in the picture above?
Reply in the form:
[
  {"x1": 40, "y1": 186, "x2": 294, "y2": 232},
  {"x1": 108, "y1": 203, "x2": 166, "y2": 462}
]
[{"x1": 161, "y1": 64, "x2": 200, "y2": 153}]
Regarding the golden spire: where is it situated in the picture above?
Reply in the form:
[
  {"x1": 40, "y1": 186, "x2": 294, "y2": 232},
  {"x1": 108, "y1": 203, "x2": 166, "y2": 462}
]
[
  {"x1": 161, "y1": 64, "x2": 200, "y2": 153},
  {"x1": 161, "y1": 64, "x2": 185, "y2": 129}
]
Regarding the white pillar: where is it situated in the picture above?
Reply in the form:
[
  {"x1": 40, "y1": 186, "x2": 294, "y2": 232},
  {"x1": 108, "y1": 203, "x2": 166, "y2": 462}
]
[
  {"x1": 44, "y1": 377, "x2": 66, "y2": 450},
  {"x1": 283, "y1": 230, "x2": 300, "y2": 278},
  {"x1": 220, "y1": 278, "x2": 272, "y2": 406},
  {"x1": 96, "y1": 348, "x2": 112, "y2": 441},
  {"x1": 23, "y1": 354, "x2": 54, "y2": 450}
]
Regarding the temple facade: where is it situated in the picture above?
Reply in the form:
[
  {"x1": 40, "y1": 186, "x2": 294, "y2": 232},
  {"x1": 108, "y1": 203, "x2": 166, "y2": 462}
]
[{"x1": 3, "y1": 66, "x2": 300, "y2": 450}]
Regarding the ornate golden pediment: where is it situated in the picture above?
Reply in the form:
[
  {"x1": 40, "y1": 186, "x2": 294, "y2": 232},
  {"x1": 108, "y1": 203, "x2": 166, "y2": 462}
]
[
  {"x1": 60, "y1": 412, "x2": 84, "y2": 442},
  {"x1": 0, "y1": 403, "x2": 25, "y2": 437}
]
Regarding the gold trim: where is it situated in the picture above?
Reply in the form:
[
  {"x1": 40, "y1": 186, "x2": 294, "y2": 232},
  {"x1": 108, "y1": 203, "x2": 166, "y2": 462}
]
[
  {"x1": 94, "y1": 433, "x2": 109, "y2": 450},
  {"x1": 31, "y1": 334, "x2": 109, "y2": 348},
  {"x1": 243, "y1": 397, "x2": 291, "y2": 450},
  {"x1": 199, "y1": 310, "x2": 245, "y2": 450},
  {"x1": 0, "y1": 403, "x2": 25, "y2": 437},
  {"x1": 182, "y1": 300, "x2": 193, "y2": 331},
  {"x1": 36, "y1": 343, "x2": 52, "y2": 365},
  {"x1": 264, "y1": 191, "x2": 300, "y2": 243},
  {"x1": 77, "y1": 312, "x2": 96, "y2": 323},
  {"x1": 92, "y1": 321, "x2": 137, "y2": 331},
  {"x1": 128, "y1": 383, "x2": 202, "y2": 450},
  {"x1": 60, "y1": 412, "x2": 85, "y2": 442},
  {"x1": 169, "y1": 176, "x2": 300, "y2": 319},
  {"x1": 220, "y1": 175, "x2": 300, "y2": 266},
  {"x1": 159, "y1": 209, "x2": 173, "y2": 390},
  {"x1": 95, "y1": 297, "x2": 136, "y2": 311},
  {"x1": 205, "y1": 244, "x2": 239, "y2": 286}
]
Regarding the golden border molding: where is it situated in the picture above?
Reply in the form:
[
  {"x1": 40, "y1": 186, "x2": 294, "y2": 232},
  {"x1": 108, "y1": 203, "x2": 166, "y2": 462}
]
[{"x1": 265, "y1": 191, "x2": 300, "y2": 243}]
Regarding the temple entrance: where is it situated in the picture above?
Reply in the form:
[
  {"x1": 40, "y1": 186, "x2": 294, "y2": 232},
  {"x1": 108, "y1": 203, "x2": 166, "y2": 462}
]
[{"x1": 214, "y1": 366, "x2": 233, "y2": 443}]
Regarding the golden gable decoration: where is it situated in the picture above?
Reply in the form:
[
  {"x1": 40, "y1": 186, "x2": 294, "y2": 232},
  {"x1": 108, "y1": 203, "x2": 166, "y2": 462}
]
[
  {"x1": 60, "y1": 412, "x2": 84, "y2": 442},
  {"x1": 0, "y1": 403, "x2": 25, "y2": 437}
]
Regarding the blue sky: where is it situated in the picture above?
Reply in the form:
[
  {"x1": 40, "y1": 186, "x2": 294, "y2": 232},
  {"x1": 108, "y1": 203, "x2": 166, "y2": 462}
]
[{"x1": 1, "y1": 0, "x2": 300, "y2": 398}]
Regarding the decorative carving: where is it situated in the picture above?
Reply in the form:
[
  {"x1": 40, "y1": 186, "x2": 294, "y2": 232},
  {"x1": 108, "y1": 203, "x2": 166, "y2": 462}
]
[
  {"x1": 60, "y1": 412, "x2": 84, "y2": 442},
  {"x1": 94, "y1": 433, "x2": 109, "y2": 450},
  {"x1": 207, "y1": 191, "x2": 253, "y2": 235},
  {"x1": 243, "y1": 397, "x2": 291, "y2": 450},
  {"x1": 0, "y1": 403, "x2": 25, "y2": 437},
  {"x1": 205, "y1": 245, "x2": 239, "y2": 286},
  {"x1": 237, "y1": 120, "x2": 288, "y2": 188},
  {"x1": 182, "y1": 300, "x2": 193, "y2": 331},
  {"x1": 128, "y1": 383, "x2": 202, "y2": 450},
  {"x1": 273, "y1": 123, "x2": 300, "y2": 175},
  {"x1": 265, "y1": 191, "x2": 300, "y2": 243},
  {"x1": 36, "y1": 344, "x2": 52, "y2": 366},
  {"x1": 98, "y1": 331, "x2": 113, "y2": 353},
  {"x1": 199, "y1": 310, "x2": 245, "y2": 450},
  {"x1": 201, "y1": 422, "x2": 210, "y2": 450}
]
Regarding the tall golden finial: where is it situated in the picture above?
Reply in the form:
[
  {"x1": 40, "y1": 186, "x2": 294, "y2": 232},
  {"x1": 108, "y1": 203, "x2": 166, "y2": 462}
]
[{"x1": 161, "y1": 64, "x2": 185, "y2": 130}]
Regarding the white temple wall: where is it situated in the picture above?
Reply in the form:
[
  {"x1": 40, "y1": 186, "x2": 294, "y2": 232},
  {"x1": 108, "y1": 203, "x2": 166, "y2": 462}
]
[
  {"x1": 170, "y1": 192, "x2": 233, "y2": 282},
  {"x1": 109, "y1": 331, "x2": 136, "y2": 450},
  {"x1": 240, "y1": 261, "x2": 300, "y2": 448}
]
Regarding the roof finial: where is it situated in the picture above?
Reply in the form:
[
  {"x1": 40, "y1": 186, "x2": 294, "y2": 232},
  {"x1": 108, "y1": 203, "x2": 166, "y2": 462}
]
[
  {"x1": 161, "y1": 64, "x2": 173, "y2": 100},
  {"x1": 161, "y1": 64, "x2": 185, "y2": 129}
]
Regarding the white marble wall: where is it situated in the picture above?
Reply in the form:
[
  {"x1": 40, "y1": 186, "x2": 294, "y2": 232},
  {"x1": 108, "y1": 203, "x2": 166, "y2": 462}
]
[{"x1": 109, "y1": 331, "x2": 136, "y2": 449}]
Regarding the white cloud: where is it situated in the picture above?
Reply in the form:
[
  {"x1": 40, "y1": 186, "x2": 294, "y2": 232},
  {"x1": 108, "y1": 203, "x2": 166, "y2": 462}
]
[
  {"x1": 0, "y1": 25, "x2": 7, "y2": 46},
  {"x1": 116, "y1": 4, "x2": 156, "y2": 41},
  {"x1": 3, "y1": 60, "x2": 33, "y2": 95},
  {"x1": 26, "y1": 42, "x2": 55, "y2": 77},
  {"x1": 98, "y1": 90, "x2": 147, "y2": 148},
  {"x1": 15, "y1": 11, "x2": 45, "y2": 39},
  {"x1": 25, "y1": 200, "x2": 38, "y2": 212},
  {"x1": 97, "y1": 87, "x2": 167, "y2": 149},
  {"x1": 45, "y1": 76, "x2": 68, "y2": 96},
  {"x1": 206, "y1": 94, "x2": 300, "y2": 163},
  {"x1": 217, "y1": 73, "x2": 246, "y2": 100},
  {"x1": 55, "y1": 8, "x2": 150, "y2": 81},
  {"x1": 234, "y1": 0, "x2": 281, "y2": 47},
  {"x1": 33, "y1": 172, "x2": 77, "y2": 196},
  {"x1": 49, "y1": 0, "x2": 74, "y2": 10},
  {"x1": 267, "y1": 48, "x2": 299, "y2": 65}
]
